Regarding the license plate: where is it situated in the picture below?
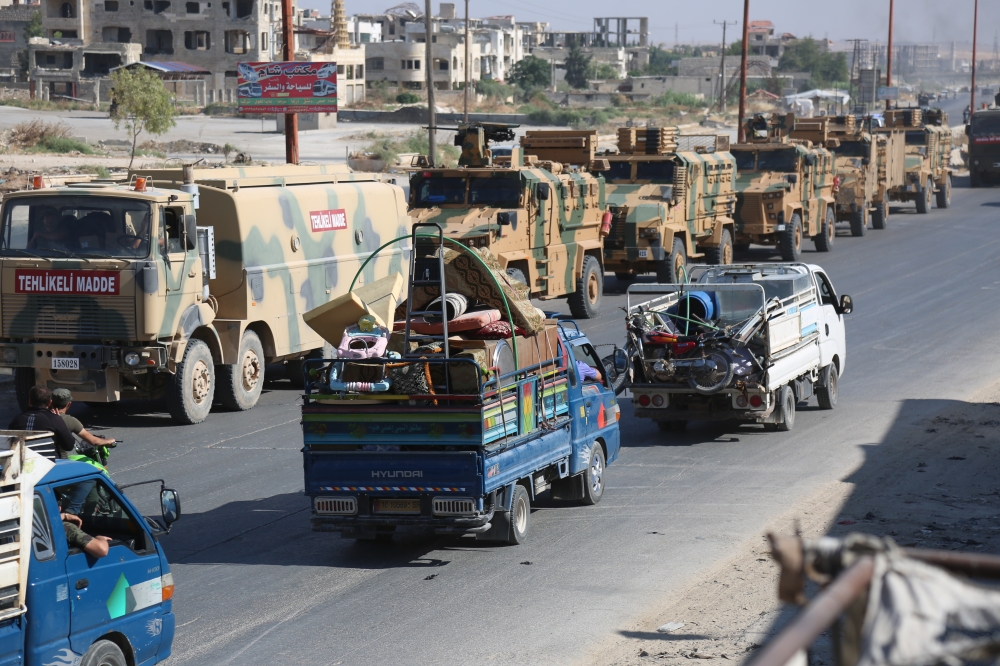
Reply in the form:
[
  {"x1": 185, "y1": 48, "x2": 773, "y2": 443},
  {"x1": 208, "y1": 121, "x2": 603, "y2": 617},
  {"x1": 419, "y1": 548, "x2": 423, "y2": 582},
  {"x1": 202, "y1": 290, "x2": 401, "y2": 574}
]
[
  {"x1": 776, "y1": 224, "x2": 786, "y2": 231},
  {"x1": 51, "y1": 357, "x2": 79, "y2": 370},
  {"x1": 637, "y1": 249, "x2": 648, "y2": 258},
  {"x1": 373, "y1": 499, "x2": 421, "y2": 514}
]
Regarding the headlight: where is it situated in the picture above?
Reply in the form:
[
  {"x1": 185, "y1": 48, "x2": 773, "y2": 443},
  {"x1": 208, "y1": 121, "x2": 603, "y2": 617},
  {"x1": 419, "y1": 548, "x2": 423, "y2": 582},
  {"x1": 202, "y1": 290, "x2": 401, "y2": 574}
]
[
  {"x1": 125, "y1": 352, "x2": 140, "y2": 367},
  {"x1": 2, "y1": 349, "x2": 16, "y2": 364}
]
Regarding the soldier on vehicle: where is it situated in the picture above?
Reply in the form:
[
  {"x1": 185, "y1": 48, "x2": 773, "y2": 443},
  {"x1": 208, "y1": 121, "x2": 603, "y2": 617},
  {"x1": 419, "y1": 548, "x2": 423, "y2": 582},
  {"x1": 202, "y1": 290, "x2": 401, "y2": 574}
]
[{"x1": 7, "y1": 385, "x2": 76, "y2": 460}]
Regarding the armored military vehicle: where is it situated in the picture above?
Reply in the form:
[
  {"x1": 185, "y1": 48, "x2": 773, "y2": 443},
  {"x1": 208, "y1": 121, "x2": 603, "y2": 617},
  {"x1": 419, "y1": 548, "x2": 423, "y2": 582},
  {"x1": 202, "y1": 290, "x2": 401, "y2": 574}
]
[
  {"x1": 790, "y1": 115, "x2": 905, "y2": 235},
  {"x1": 876, "y1": 108, "x2": 952, "y2": 212},
  {"x1": 730, "y1": 114, "x2": 837, "y2": 261},
  {"x1": 0, "y1": 165, "x2": 411, "y2": 424},
  {"x1": 600, "y1": 126, "x2": 738, "y2": 283},
  {"x1": 408, "y1": 123, "x2": 607, "y2": 318}
]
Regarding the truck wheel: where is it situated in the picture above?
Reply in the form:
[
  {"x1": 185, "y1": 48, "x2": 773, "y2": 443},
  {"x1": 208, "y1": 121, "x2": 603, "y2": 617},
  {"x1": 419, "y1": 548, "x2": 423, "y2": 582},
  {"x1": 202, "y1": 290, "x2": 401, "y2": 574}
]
[
  {"x1": 80, "y1": 639, "x2": 127, "y2": 666},
  {"x1": 871, "y1": 200, "x2": 888, "y2": 229},
  {"x1": 704, "y1": 229, "x2": 734, "y2": 265},
  {"x1": 734, "y1": 242, "x2": 751, "y2": 253},
  {"x1": 936, "y1": 174, "x2": 951, "y2": 208},
  {"x1": 813, "y1": 207, "x2": 835, "y2": 252},
  {"x1": 916, "y1": 177, "x2": 932, "y2": 214},
  {"x1": 778, "y1": 213, "x2": 803, "y2": 261},
  {"x1": 166, "y1": 338, "x2": 215, "y2": 425},
  {"x1": 655, "y1": 238, "x2": 686, "y2": 282},
  {"x1": 849, "y1": 206, "x2": 868, "y2": 237},
  {"x1": 507, "y1": 484, "x2": 530, "y2": 545},
  {"x1": 581, "y1": 442, "x2": 606, "y2": 505},
  {"x1": 218, "y1": 330, "x2": 265, "y2": 411},
  {"x1": 775, "y1": 385, "x2": 796, "y2": 432},
  {"x1": 14, "y1": 367, "x2": 34, "y2": 413},
  {"x1": 816, "y1": 364, "x2": 838, "y2": 410},
  {"x1": 567, "y1": 255, "x2": 602, "y2": 319}
]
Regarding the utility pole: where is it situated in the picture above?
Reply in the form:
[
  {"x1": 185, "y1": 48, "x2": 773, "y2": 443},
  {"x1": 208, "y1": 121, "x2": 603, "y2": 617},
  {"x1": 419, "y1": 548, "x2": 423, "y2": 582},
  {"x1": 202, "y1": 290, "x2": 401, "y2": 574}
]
[
  {"x1": 281, "y1": 0, "x2": 297, "y2": 163},
  {"x1": 971, "y1": 0, "x2": 978, "y2": 116},
  {"x1": 424, "y1": 0, "x2": 436, "y2": 165},
  {"x1": 885, "y1": 0, "x2": 893, "y2": 111},
  {"x1": 714, "y1": 19, "x2": 737, "y2": 113},
  {"x1": 737, "y1": 0, "x2": 750, "y2": 143},
  {"x1": 463, "y1": 0, "x2": 469, "y2": 123},
  {"x1": 675, "y1": 22, "x2": 678, "y2": 50}
]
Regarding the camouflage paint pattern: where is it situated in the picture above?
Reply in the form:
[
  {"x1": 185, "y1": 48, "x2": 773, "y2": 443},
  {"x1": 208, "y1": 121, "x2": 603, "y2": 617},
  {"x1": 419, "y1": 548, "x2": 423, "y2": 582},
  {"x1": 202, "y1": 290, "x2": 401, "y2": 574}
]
[
  {"x1": 601, "y1": 148, "x2": 737, "y2": 275},
  {"x1": 0, "y1": 165, "x2": 411, "y2": 403},
  {"x1": 875, "y1": 109, "x2": 953, "y2": 204},
  {"x1": 407, "y1": 163, "x2": 605, "y2": 302}
]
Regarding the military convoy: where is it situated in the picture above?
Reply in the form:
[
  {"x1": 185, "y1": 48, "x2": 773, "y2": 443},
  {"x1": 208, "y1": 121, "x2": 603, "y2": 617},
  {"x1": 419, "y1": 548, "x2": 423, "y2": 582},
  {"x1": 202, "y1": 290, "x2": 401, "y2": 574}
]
[
  {"x1": 790, "y1": 115, "x2": 905, "y2": 235},
  {"x1": 730, "y1": 114, "x2": 837, "y2": 261},
  {"x1": 408, "y1": 124, "x2": 608, "y2": 319},
  {"x1": 600, "y1": 127, "x2": 738, "y2": 282},
  {"x1": 0, "y1": 165, "x2": 411, "y2": 424},
  {"x1": 876, "y1": 108, "x2": 952, "y2": 213}
]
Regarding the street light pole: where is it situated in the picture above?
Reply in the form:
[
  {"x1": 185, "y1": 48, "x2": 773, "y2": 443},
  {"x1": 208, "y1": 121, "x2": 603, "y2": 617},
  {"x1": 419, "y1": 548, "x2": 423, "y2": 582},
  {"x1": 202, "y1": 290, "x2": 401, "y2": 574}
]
[
  {"x1": 424, "y1": 0, "x2": 436, "y2": 165},
  {"x1": 281, "y1": 0, "x2": 297, "y2": 163},
  {"x1": 971, "y1": 0, "x2": 979, "y2": 116},
  {"x1": 885, "y1": 0, "x2": 893, "y2": 111},
  {"x1": 464, "y1": 0, "x2": 469, "y2": 123},
  {"x1": 737, "y1": 0, "x2": 750, "y2": 143},
  {"x1": 714, "y1": 19, "x2": 736, "y2": 114}
]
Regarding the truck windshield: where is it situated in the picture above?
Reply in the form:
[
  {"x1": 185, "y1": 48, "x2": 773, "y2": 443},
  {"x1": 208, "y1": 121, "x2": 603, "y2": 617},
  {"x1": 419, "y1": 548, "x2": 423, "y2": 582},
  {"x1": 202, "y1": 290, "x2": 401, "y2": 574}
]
[
  {"x1": 605, "y1": 161, "x2": 633, "y2": 181},
  {"x1": 832, "y1": 141, "x2": 869, "y2": 157},
  {"x1": 635, "y1": 161, "x2": 675, "y2": 182},
  {"x1": 0, "y1": 196, "x2": 153, "y2": 259},
  {"x1": 412, "y1": 177, "x2": 466, "y2": 206},
  {"x1": 469, "y1": 176, "x2": 521, "y2": 207},
  {"x1": 904, "y1": 131, "x2": 927, "y2": 145},
  {"x1": 756, "y1": 149, "x2": 799, "y2": 172},
  {"x1": 732, "y1": 150, "x2": 757, "y2": 171},
  {"x1": 971, "y1": 114, "x2": 1000, "y2": 136}
]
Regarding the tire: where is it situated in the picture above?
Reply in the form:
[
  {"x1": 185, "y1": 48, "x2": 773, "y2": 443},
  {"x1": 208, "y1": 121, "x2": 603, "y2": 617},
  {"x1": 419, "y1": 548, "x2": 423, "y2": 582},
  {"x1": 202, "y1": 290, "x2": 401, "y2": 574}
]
[
  {"x1": 80, "y1": 639, "x2": 127, "y2": 666},
  {"x1": 507, "y1": 484, "x2": 530, "y2": 545},
  {"x1": 775, "y1": 385, "x2": 796, "y2": 432},
  {"x1": 704, "y1": 228, "x2": 734, "y2": 265},
  {"x1": 915, "y1": 177, "x2": 932, "y2": 214},
  {"x1": 567, "y1": 255, "x2": 603, "y2": 319},
  {"x1": 936, "y1": 174, "x2": 951, "y2": 208},
  {"x1": 506, "y1": 266, "x2": 527, "y2": 287},
  {"x1": 687, "y1": 350, "x2": 735, "y2": 394},
  {"x1": 816, "y1": 364, "x2": 838, "y2": 410},
  {"x1": 14, "y1": 367, "x2": 34, "y2": 413},
  {"x1": 778, "y1": 213, "x2": 803, "y2": 261},
  {"x1": 849, "y1": 206, "x2": 868, "y2": 237},
  {"x1": 217, "y1": 330, "x2": 265, "y2": 411},
  {"x1": 655, "y1": 237, "x2": 687, "y2": 282},
  {"x1": 166, "y1": 338, "x2": 215, "y2": 425},
  {"x1": 813, "y1": 207, "x2": 835, "y2": 252},
  {"x1": 871, "y1": 200, "x2": 888, "y2": 230},
  {"x1": 580, "y1": 442, "x2": 605, "y2": 505}
]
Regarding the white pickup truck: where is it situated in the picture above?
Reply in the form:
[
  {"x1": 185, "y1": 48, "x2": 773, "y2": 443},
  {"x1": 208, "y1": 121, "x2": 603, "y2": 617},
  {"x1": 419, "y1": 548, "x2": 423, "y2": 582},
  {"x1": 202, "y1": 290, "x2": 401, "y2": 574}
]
[{"x1": 623, "y1": 263, "x2": 852, "y2": 431}]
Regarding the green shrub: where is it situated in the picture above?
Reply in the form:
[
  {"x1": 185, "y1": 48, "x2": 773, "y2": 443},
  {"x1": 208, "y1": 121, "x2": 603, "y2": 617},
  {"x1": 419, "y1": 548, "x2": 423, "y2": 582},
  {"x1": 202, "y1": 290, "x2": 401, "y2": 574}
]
[
  {"x1": 652, "y1": 90, "x2": 701, "y2": 108},
  {"x1": 33, "y1": 136, "x2": 94, "y2": 154},
  {"x1": 201, "y1": 103, "x2": 238, "y2": 116},
  {"x1": 395, "y1": 92, "x2": 420, "y2": 104},
  {"x1": 476, "y1": 79, "x2": 514, "y2": 101}
]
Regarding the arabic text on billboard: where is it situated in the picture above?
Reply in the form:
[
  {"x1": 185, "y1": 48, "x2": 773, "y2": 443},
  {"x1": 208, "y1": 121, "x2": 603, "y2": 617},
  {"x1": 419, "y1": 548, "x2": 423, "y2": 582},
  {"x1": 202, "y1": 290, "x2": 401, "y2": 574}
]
[{"x1": 237, "y1": 61, "x2": 338, "y2": 114}]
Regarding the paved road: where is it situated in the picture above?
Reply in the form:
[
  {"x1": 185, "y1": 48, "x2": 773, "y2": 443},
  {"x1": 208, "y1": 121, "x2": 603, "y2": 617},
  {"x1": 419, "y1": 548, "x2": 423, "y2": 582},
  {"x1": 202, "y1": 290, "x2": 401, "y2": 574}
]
[{"x1": 8, "y1": 177, "x2": 998, "y2": 665}]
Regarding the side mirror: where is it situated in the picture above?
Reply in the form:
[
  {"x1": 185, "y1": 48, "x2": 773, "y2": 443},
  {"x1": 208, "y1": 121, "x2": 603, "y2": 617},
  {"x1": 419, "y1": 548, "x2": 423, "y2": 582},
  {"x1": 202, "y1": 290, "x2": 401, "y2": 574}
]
[
  {"x1": 536, "y1": 183, "x2": 550, "y2": 201},
  {"x1": 161, "y1": 488, "x2": 181, "y2": 525},
  {"x1": 785, "y1": 174, "x2": 798, "y2": 185},
  {"x1": 839, "y1": 294, "x2": 853, "y2": 315},
  {"x1": 613, "y1": 348, "x2": 629, "y2": 373},
  {"x1": 861, "y1": 157, "x2": 870, "y2": 166},
  {"x1": 184, "y1": 214, "x2": 197, "y2": 251},
  {"x1": 496, "y1": 211, "x2": 513, "y2": 226}
]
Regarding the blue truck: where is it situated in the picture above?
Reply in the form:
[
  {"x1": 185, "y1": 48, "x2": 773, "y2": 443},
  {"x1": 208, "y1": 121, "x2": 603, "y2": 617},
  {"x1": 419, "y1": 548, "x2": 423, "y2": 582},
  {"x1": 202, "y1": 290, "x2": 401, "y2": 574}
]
[
  {"x1": 0, "y1": 430, "x2": 180, "y2": 666},
  {"x1": 301, "y1": 318, "x2": 623, "y2": 544}
]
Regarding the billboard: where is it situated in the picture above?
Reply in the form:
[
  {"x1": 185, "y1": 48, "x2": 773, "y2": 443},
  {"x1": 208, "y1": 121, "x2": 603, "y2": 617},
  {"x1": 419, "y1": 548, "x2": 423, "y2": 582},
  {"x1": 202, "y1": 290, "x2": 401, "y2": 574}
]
[
  {"x1": 877, "y1": 86, "x2": 899, "y2": 101},
  {"x1": 236, "y1": 61, "x2": 337, "y2": 114}
]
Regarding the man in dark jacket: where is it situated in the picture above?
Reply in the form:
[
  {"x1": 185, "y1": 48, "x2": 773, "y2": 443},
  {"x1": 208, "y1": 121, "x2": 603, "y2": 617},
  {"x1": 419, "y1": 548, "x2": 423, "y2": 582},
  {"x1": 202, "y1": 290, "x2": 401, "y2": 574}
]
[{"x1": 7, "y1": 385, "x2": 76, "y2": 459}]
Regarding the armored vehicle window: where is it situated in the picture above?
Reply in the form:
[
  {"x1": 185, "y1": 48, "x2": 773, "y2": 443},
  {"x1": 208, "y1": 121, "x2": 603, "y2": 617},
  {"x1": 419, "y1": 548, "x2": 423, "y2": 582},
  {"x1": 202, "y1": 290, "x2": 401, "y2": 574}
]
[
  {"x1": 635, "y1": 161, "x2": 675, "y2": 182},
  {"x1": 904, "y1": 131, "x2": 927, "y2": 145},
  {"x1": 413, "y1": 176, "x2": 466, "y2": 206},
  {"x1": 971, "y1": 115, "x2": 1000, "y2": 136},
  {"x1": 831, "y1": 141, "x2": 869, "y2": 157},
  {"x1": 605, "y1": 161, "x2": 633, "y2": 181},
  {"x1": 732, "y1": 150, "x2": 757, "y2": 171},
  {"x1": 756, "y1": 149, "x2": 798, "y2": 172},
  {"x1": 0, "y1": 196, "x2": 152, "y2": 259},
  {"x1": 469, "y1": 176, "x2": 520, "y2": 207}
]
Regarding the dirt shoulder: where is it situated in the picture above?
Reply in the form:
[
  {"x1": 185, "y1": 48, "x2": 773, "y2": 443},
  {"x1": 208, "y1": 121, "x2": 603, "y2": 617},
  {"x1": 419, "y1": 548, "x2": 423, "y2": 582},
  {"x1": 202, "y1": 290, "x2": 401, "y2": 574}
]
[{"x1": 582, "y1": 383, "x2": 1000, "y2": 666}]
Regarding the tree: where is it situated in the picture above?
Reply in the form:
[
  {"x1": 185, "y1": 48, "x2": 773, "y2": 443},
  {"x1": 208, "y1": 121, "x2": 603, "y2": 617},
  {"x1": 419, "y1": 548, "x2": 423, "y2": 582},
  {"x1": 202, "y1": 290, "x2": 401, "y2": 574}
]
[
  {"x1": 109, "y1": 66, "x2": 176, "y2": 170},
  {"x1": 564, "y1": 46, "x2": 591, "y2": 89},
  {"x1": 643, "y1": 46, "x2": 679, "y2": 76},
  {"x1": 777, "y1": 37, "x2": 848, "y2": 88},
  {"x1": 508, "y1": 55, "x2": 550, "y2": 90},
  {"x1": 587, "y1": 62, "x2": 618, "y2": 80},
  {"x1": 24, "y1": 11, "x2": 43, "y2": 40},
  {"x1": 727, "y1": 39, "x2": 743, "y2": 56}
]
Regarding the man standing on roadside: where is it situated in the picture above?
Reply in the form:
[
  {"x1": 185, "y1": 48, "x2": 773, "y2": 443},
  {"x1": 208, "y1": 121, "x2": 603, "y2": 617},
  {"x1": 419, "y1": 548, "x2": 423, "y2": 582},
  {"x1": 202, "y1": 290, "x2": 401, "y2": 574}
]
[{"x1": 7, "y1": 385, "x2": 76, "y2": 460}]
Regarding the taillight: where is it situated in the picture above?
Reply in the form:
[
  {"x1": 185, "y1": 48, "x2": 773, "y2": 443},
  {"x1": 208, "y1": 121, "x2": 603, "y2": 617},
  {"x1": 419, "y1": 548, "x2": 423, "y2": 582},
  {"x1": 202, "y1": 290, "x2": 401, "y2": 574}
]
[
  {"x1": 637, "y1": 394, "x2": 651, "y2": 407},
  {"x1": 736, "y1": 395, "x2": 748, "y2": 407},
  {"x1": 672, "y1": 341, "x2": 697, "y2": 355},
  {"x1": 161, "y1": 572, "x2": 175, "y2": 601},
  {"x1": 749, "y1": 395, "x2": 763, "y2": 408},
  {"x1": 651, "y1": 394, "x2": 664, "y2": 407}
]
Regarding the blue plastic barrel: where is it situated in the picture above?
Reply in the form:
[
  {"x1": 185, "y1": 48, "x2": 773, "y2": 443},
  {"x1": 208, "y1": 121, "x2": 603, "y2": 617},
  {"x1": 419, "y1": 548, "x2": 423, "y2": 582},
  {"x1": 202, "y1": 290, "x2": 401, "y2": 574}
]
[{"x1": 668, "y1": 291, "x2": 717, "y2": 328}]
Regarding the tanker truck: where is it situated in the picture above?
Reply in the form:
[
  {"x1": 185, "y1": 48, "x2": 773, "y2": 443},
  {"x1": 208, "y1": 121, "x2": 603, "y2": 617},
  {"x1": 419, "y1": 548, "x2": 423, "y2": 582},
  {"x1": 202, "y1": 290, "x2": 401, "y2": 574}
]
[{"x1": 0, "y1": 165, "x2": 411, "y2": 424}]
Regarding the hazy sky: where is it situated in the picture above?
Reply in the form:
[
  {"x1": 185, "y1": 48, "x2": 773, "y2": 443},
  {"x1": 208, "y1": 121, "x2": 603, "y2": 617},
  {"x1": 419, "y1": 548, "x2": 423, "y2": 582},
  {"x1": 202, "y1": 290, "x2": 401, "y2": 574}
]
[{"x1": 318, "y1": 0, "x2": 999, "y2": 48}]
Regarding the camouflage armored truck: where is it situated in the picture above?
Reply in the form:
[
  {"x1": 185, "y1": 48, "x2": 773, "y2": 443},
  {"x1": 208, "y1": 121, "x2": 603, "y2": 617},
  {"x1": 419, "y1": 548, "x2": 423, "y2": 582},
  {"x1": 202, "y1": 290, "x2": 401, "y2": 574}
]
[
  {"x1": 790, "y1": 115, "x2": 905, "y2": 235},
  {"x1": 600, "y1": 127, "x2": 738, "y2": 282},
  {"x1": 876, "y1": 108, "x2": 952, "y2": 213},
  {"x1": 0, "y1": 165, "x2": 410, "y2": 424},
  {"x1": 730, "y1": 114, "x2": 837, "y2": 261},
  {"x1": 408, "y1": 124, "x2": 607, "y2": 318}
]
